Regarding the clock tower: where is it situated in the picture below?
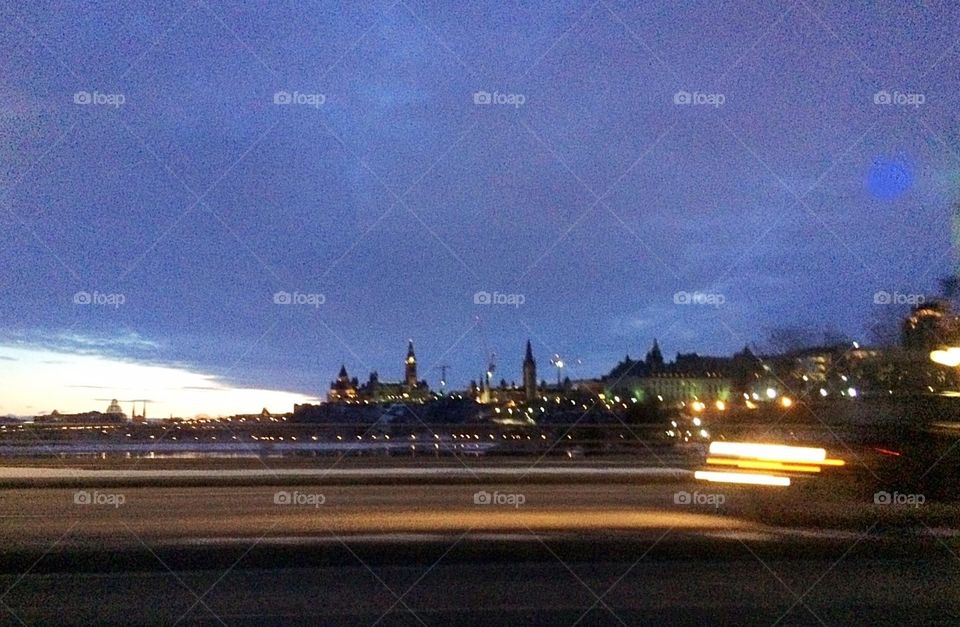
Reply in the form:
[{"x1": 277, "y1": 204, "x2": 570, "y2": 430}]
[{"x1": 405, "y1": 340, "x2": 418, "y2": 388}]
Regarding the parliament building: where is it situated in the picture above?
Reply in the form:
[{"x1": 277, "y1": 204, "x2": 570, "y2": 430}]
[{"x1": 328, "y1": 341, "x2": 431, "y2": 403}]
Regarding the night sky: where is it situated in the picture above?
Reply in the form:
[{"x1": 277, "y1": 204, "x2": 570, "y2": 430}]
[{"x1": 1, "y1": 1, "x2": 958, "y2": 416}]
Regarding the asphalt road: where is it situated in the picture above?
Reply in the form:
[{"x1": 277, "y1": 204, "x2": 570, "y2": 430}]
[
  {"x1": 2, "y1": 477, "x2": 960, "y2": 625},
  {"x1": 4, "y1": 483, "x2": 756, "y2": 547},
  {"x1": 1, "y1": 535, "x2": 958, "y2": 625},
  {"x1": 3, "y1": 475, "x2": 957, "y2": 544}
]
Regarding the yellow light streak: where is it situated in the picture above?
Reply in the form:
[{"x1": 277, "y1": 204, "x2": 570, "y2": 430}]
[
  {"x1": 694, "y1": 470, "x2": 791, "y2": 486},
  {"x1": 708, "y1": 441, "x2": 827, "y2": 463},
  {"x1": 706, "y1": 457, "x2": 821, "y2": 473}
]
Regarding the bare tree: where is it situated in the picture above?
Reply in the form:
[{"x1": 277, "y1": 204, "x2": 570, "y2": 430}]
[
  {"x1": 764, "y1": 324, "x2": 852, "y2": 355},
  {"x1": 763, "y1": 326, "x2": 818, "y2": 354},
  {"x1": 865, "y1": 305, "x2": 907, "y2": 348}
]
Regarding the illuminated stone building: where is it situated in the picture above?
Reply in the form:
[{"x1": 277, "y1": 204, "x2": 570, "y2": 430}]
[
  {"x1": 404, "y1": 340, "x2": 418, "y2": 388},
  {"x1": 328, "y1": 342, "x2": 430, "y2": 403},
  {"x1": 604, "y1": 340, "x2": 738, "y2": 403},
  {"x1": 327, "y1": 365, "x2": 358, "y2": 402}
]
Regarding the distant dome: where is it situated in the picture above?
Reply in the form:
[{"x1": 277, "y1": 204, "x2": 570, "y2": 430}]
[{"x1": 105, "y1": 399, "x2": 125, "y2": 416}]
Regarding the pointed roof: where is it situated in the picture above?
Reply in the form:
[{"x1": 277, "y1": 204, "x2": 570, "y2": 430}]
[
  {"x1": 338, "y1": 364, "x2": 348, "y2": 378},
  {"x1": 524, "y1": 339, "x2": 535, "y2": 362},
  {"x1": 646, "y1": 338, "x2": 664, "y2": 366},
  {"x1": 407, "y1": 340, "x2": 416, "y2": 358}
]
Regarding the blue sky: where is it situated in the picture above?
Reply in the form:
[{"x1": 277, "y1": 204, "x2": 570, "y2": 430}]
[{"x1": 1, "y1": 1, "x2": 958, "y2": 415}]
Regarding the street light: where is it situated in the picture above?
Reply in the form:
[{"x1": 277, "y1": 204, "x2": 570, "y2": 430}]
[
  {"x1": 931, "y1": 346, "x2": 960, "y2": 367},
  {"x1": 551, "y1": 355, "x2": 565, "y2": 387}
]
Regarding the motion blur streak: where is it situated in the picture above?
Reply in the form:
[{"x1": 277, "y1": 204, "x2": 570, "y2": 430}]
[
  {"x1": 708, "y1": 441, "x2": 827, "y2": 463},
  {"x1": 705, "y1": 457, "x2": 822, "y2": 473},
  {"x1": 0, "y1": 486, "x2": 761, "y2": 544},
  {"x1": 693, "y1": 470, "x2": 791, "y2": 486}
]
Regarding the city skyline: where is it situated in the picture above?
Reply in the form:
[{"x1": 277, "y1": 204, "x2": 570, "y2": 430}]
[
  {"x1": 3, "y1": 1, "x2": 958, "y2": 416},
  {"x1": 1, "y1": 300, "x2": 943, "y2": 418}
]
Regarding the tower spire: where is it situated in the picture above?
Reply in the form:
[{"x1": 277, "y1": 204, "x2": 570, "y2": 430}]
[
  {"x1": 522, "y1": 339, "x2": 537, "y2": 402},
  {"x1": 405, "y1": 340, "x2": 418, "y2": 388},
  {"x1": 646, "y1": 338, "x2": 664, "y2": 371}
]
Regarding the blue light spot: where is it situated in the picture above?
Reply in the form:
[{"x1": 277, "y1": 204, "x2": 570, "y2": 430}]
[{"x1": 867, "y1": 158, "x2": 912, "y2": 200}]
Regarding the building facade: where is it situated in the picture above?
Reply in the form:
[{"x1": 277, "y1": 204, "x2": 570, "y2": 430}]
[{"x1": 328, "y1": 342, "x2": 431, "y2": 403}]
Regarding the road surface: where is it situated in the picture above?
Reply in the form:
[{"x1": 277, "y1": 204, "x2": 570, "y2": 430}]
[{"x1": 2, "y1": 466, "x2": 959, "y2": 625}]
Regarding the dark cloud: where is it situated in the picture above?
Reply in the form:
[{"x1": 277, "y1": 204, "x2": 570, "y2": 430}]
[{"x1": 2, "y1": 1, "x2": 957, "y2": 396}]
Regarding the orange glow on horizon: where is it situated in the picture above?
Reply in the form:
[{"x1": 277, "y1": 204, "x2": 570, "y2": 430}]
[{"x1": 0, "y1": 344, "x2": 318, "y2": 418}]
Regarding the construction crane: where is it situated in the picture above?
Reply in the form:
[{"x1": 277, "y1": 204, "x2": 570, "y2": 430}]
[
  {"x1": 549, "y1": 355, "x2": 583, "y2": 388},
  {"x1": 482, "y1": 352, "x2": 497, "y2": 401},
  {"x1": 433, "y1": 364, "x2": 451, "y2": 394}
]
